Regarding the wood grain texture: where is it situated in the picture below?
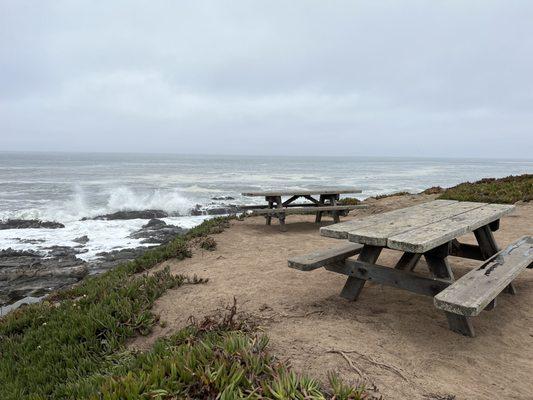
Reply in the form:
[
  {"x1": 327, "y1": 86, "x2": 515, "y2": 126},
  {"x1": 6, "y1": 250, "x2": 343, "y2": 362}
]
[
  {"x1": 347, "y1": 201, "x2": 486, "y2": 247},
  {"x1": 242, "y1": 188, "x2": 361, "y2": 197},
  {"x1": 326, "y1": 259, "x2": 450, "y2": 297},
  {"x1": 288, "y1": 243, "x2": 364, "y2": 271},
  {"x1": 434, "y1": 236, "x2": 533, "y2": 316},
  {"x1": 320, "y1": 200, "x2": 458, "y2": 239},
  {"x1": 250, "y1": 205, "x2": 365, "y2": 215},
  {"x1": 387, "y1": 204, "x2": 514, "y2": 253}
]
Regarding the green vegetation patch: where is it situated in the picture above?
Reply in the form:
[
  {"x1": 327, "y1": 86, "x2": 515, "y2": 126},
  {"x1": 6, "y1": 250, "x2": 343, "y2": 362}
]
[
  {"x1": 373, "y1": 191, "x2": 411, "y2": 200},
  {"x1": 0, "y1": 216, "x2": 367, "y2": 399},
  {"x1": 439, "y1": 174, "x2": 532, "y2": 204},
  {"x1": 0, "y1": 217, "x2": 229, "y2": 400},
  {"x1": 88, "y1": 303, "x2": 368, "y2": 400},
  {"x1": 338, "y1": 197, "x2": 361, "y2": 205}
]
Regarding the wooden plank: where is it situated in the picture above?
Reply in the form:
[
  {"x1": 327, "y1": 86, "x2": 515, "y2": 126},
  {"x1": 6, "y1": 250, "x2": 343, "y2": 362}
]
[
  {"x1": 242, "y1": 188, "x2": 362, "y2": 197},
  {"x1": 347, "y1": 201, "x2": 486, "y2": 247},
  {"x1": 434, "y1": 236, "x2": 533, "y2": 316},
  {"x1": 320, "y1": 200, "x2": 458, "y2": 239},
  {"x1": 288, "y1": 243, "x2": 364, "y2": 271},
  {"x1": 327, "y1": 259, "x2": 451, "y2": 297},
  {"x1": 387, "y1": 204, "x2": 515, "y2": 253},
  {"x1": 250, "y1": 205, "x2": 366, "y2": 215}
]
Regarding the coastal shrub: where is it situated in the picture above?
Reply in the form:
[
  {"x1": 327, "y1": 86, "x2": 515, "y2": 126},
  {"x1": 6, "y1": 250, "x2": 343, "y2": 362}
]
[
  {"x1": 374, "y1": 191, "x2": 411, "y2": 200},
  {"x1": 422, "y1": 186, "x2": 444, "y2": 195},
  {"x1": 83, "y1": 303, "x2": 367, "y2": 399},
  {"x1": 0, "y1": 215, "x2": 368, "y2": 399},
  {"x1": 200, "y1": 236, "x2": 217, "y2": 251},
  {"x1": 338, "y1": 197, "x2": 361, "y2": 205},
  {"x1": 0, "y1": 217, "x2": 229, "y2": 400},
  {"x1": 439, "y1": 174, "x2": 533, "y2": 204}
]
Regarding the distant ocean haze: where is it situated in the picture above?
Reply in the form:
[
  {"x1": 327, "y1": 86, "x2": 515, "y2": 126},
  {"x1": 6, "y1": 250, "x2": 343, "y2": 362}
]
[{"x1": 0, "y1": 152, "x2": 531, "y2": 261}]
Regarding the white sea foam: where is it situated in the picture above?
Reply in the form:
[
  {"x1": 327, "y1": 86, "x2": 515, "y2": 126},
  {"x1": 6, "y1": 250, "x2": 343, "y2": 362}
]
[
  {"x1": 0, "y1": 186, "x2": 195, "y2": 223},
  {"x1": 0, "y1": 215, "x2": 212, "y2": 262}
]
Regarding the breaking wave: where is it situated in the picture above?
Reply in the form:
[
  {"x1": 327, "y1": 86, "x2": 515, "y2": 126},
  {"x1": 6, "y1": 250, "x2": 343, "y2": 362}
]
[{"x1": 0, "y1": 186, "x2": 195, "y2": 223}]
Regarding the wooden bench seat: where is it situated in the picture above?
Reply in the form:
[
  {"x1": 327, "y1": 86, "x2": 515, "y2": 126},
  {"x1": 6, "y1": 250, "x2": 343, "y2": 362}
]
[
  {"x1": 288, "y1": 243, "x2": 364, "y2": 271},
  {"x1": 434, "y1": 236, "x2": 533, "y2": 336},
  {"x1": 250, "y1": 204, "x2": 365, "y2": 215}
]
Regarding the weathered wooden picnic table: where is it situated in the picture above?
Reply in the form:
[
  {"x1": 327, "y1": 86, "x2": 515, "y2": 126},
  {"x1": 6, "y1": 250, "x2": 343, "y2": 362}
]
[
  {"x1": 289, "y1": 200, "x2": 533, "y2": 336},
  {"x1": 241, "y1": 188, "x2": 364, "y2": 230}
]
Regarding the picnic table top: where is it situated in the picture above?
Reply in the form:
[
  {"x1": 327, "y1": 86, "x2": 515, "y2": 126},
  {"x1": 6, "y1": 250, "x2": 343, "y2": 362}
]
[
  {"x1": 320, "y1": 200, "x2": 515, "y2": 253},
  {"x1": 241, "y1": 188, "x2": 362, "y2": 197}
]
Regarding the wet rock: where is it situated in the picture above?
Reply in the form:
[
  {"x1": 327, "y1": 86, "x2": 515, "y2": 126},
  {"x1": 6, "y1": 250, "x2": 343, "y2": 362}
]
[
  {"x1": 73, "y1": 235, "x2": 90, "y2": 244},
  {"x1": 0, "y1": 248, "x2": 41, "y2": 258},
  {"x1": 0, "y1": 219, "x2": 65, "y2": 230},
  {"x1": 82, "y1": 209, "x2": 169, "y2": 221},
  {"x1": 92, "y1": 248, "x2": 149, "y2": 271},
  {"x1": 142, "y1": 218, "x2": 167, "y2": 229},
  {"x1": 190, "y1": 204, "x2": 241, "y2": 216},
  {"x1": 45, "y1": 245, "x2": 87, "y2": 257},
  {"x1": 0, "y1": 247, "x2": 87, "y2": 306},
  {"x1": 129, "y1": 219, "x2": 187, "y2": 244},
  {"x1": 212, "y1": 196, "x2": 235, "y2": 201}
]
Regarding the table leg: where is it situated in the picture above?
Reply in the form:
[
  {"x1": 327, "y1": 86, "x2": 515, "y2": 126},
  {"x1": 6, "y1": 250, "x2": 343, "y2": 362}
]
[
  {"x1": 340, "y1": 245, "x2": 382, "y2": 301},
  {"x1": 265, "y1": 197, "x2": 274, "y2": 226},
  {"x1": 315, "y1": 195, "x2": 325, "y2": 223},
  {"x1": 274, "y1": 195, "x2": 286, "y2": 231},
  {"x1": 331, "y1": 194, "x2": 340, "y2": 223},
  {"x1": 474, "y1": 223, "x2": 516, "y2": 294},
  {"x1": 424, "y1": 243, "x2": 454, "y2": 281},
  {"x1": 394, "y1": 252, "x2": 421, "y2": 271}
]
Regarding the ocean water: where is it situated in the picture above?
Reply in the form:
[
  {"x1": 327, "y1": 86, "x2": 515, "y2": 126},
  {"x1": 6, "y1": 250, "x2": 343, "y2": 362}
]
[{"x1": 0, "y1": 152, "x2": 531, "y2": 259}]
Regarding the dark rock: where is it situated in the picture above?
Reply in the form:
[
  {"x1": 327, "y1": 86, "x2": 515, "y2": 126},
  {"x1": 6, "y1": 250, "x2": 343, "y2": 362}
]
[
  {"x1": 45, "y1": 245, "x2": 87, "y2": 257},
  {"x1": 92, "y1": 247, "x2": 149, "y2": 271},
  {"x1": 0, "y1": 248, "x2": 42, "y2": 258},
  {"x1": 73, "y1": 235, "x2": 90, "y2": 244},
  {"x1": 82, "y1": 209, "x2": 169, "y2": 221},
  {"x1": 212, "y1": 196, "x2": 235, "y2": 201},
  {"x1": 130, "y1": 219, "x2": 187, "y2": 245},
  {"x1": 190, "y1": 204, "x2": 242, "y2": 216},
  {"x1": 0, "y1": 248, "x2": 87, "y2": 306},
  {"x1": 142, "y1": 218, "x2": 167, "y2": 229},
  {"x1": 0, "y1": 219, "x2": 65, "y2": 230}
]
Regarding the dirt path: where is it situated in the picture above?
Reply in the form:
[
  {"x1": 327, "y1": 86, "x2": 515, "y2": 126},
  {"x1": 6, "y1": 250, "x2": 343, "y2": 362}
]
[{"x1": 132, "y1": 195, "x2": 533, "y2": 400}]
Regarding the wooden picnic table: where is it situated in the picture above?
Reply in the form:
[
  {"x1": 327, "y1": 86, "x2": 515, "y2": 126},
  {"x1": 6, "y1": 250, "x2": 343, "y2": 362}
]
[
  {"x1": 242, "y1": 187, "x2": 362, "y2": 229},
  {"x1": 316, "y1": 199, "x2": 519, "y2": 336}
]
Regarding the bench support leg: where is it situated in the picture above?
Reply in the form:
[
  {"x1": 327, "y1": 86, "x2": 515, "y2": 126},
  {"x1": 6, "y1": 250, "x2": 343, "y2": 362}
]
[
  {"x1": 340, "y1": 245, "x2": 382, "y2": 301},
  {"x1": 445, "y1": 312, "x2": 475, "y2": 337},
  {"x1": 474, "y1": 224, "x2": 516, "y2": 294},
  {"x1": 504, "y1": 283, "x2": 517, "y2": 295},
  {"x1": 485, "y1": 298, "x2": 496, "y2": 311}
]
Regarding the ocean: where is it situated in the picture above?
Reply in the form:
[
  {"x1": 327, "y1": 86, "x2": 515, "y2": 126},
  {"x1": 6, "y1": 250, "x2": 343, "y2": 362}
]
[{"x1": 1, "y1": 152, "x2": 531, "y2": 261}]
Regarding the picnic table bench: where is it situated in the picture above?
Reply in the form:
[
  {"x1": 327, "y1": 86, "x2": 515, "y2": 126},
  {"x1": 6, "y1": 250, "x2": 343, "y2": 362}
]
[
  {"x1": 288, "y1": 200, "x2": 532, "y2": 337},
  {"x1": 242, "y1": 188, "x2": 365, "y2": 230}
]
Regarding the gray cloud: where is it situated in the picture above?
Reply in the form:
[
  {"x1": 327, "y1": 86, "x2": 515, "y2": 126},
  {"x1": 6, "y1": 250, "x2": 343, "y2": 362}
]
[{"x1": 1, "y1": 0, "x2": 532, "y2": 157}]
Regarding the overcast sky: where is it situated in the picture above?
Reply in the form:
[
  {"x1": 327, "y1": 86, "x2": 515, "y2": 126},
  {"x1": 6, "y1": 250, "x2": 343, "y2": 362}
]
[{"x1": 1, "y1": 1, "x2": 532, "y2": 158}]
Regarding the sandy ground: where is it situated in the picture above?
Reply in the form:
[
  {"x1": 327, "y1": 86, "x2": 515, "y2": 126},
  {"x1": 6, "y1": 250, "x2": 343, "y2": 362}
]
[{"x1": 132, "y1": 194, "x2": 533, "y2": 400}]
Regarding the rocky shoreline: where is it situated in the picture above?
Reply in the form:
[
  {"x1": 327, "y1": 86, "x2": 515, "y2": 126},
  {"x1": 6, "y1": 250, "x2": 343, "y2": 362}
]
[{"x1": 0, "y1": 203, "x2": 243, "y2": 310}]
